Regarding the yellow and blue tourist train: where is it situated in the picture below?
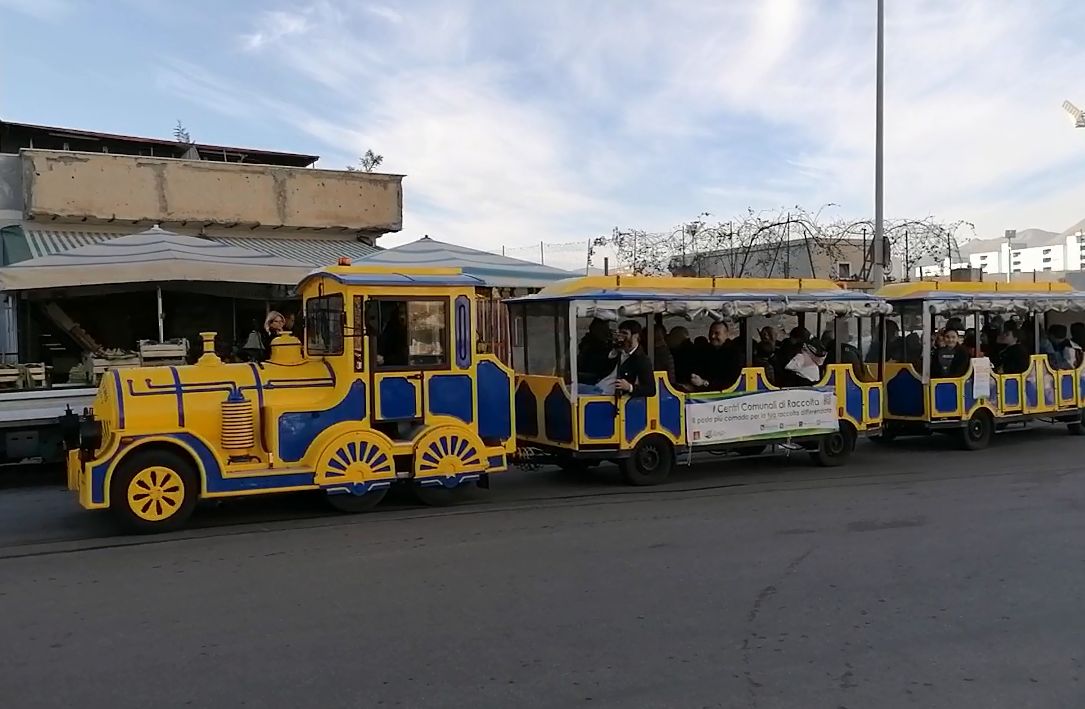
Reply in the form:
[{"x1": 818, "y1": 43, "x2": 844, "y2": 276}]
[
  {"x1": 66, "y1": 264, "x2": 516, "y2": 532},
  {"x1": 876, "y1": 281, "x2": 1085, "y2": 448},
  {"x1": 65, "y1": 266, "x2": 1085, "y2": 532},
  {"x1": 506, "y1": 276, "x2": 889, "y2": 484}
]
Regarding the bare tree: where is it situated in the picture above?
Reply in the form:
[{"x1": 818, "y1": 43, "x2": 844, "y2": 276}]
[
  {"x1": 591, "y1": 207, "x2": 973, "y2": 281},
  {"x1": 346, "y1": 149, "x2": 384, "y2": 173}
]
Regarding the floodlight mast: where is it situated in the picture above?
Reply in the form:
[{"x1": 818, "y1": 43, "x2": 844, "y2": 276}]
[{"x1": 1064, "y1": 100, "x2": 1085, "y2": 128}]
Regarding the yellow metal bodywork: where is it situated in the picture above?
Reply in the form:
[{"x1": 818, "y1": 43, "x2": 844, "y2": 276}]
[
  {"x1": 516, "y1": 364, "x2": 881, "y2": 454},
  {"x1": 878, "y1": 283, "x2": 1083, "y2": 425},
  {"x1": 68, "y1": 265, "x2": 516, "y2": 512},
  {"x1": 883, "y1": 356, "x2": 1083, "y2": 423}
]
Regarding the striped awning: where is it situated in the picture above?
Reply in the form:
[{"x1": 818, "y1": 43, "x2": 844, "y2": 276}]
[
  {"x1": 211, "y1": 235, "x2": 378, "y2": 265},
  {"x1": 22, "y1": 229, "x2": 379, "y2": 267}
]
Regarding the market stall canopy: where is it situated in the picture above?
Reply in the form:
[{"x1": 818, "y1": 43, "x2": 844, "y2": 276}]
[
  {"x1": 352, "y1": 235, "x2": 575, "y2": 288},
  {"x1": 0, "y1": 226, "x2": 310, "y2": 291}
]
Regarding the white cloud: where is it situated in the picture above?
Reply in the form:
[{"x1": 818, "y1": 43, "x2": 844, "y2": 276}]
[
  {"x1": 365, "y1": 4, "x2": 403, "y2": 24},
  {"x1": 177, "y1": 0, "x2": 1085, "y2": 257},
  {"x1": 241, "y1": 9, "x2": 311, "y2": 51}
]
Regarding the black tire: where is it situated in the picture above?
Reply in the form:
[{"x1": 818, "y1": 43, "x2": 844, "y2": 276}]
[
  {"x1": 109, "y1": 448, "x2": 199, "y2": 534},
  {"x1": 811, "y1": 424, "x2": 856, "y2": 467},
  {"x1": 413, "y1": 480, "x2": 477, "y2": 506},
  {"x1": 959, "y1": 410, "x2": 994, "y2": 451},
  {"x1": 325, "y1": 486, "x2": 388, "y2": 513},
  {"x1": 620, "y1": 435, "x2": 674, "y2": 486},
  {"x1": 1067, "y1": 412, "x2": 1085, "y2": 436}
]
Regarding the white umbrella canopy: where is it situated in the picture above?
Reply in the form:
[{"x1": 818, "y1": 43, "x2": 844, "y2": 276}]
[
  {"x1": 353, "y1": 235, "x2": 576, "y2": 288},
  {"x1": 0, "y1": 226, "x2": 310, "y2": 291}
]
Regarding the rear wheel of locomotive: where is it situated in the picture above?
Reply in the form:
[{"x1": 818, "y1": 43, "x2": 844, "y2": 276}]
[
  {"x1": 413, "y1": 480, "x2": 477, "y2": 506},
  {"x1": 621, "y1": 435, "x2": 674, "y2": 486},
  {"x1": 110, "y1": 448, "x2": 198, "y2": 534},
  {"x1": 811, "y1": 424, "x2": 857, "y2": 467},
  {"x1": 325, "y1": 487, "x2": 388, "y2": 513}
]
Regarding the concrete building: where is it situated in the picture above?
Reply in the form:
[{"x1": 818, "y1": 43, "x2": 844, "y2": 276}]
[
  {"x1": 673, "y1": 236, "x2": 898, "y2": 282},
  {"x1": 0, "y1": 119, "x2": 404, "y2": 363}
]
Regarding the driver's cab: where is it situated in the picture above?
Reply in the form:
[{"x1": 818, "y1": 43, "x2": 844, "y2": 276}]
[{"x1": 286, "y1": 264, "x2": 516, "y2": 492}]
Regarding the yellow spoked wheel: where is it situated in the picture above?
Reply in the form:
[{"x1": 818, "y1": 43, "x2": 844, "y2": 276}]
[
  {"x1": 126, "y1": 466, "x2": 185, "y2": 521},
  {"x1": 111, "y1": 449, "x2": 198, "y2": 534},
  {"x1": 412, "y1": 427, "x2": 487, "y2": 507}
]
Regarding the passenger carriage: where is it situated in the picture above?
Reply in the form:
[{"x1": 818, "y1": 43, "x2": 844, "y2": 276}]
[
  {"x1": 66, "y1": 264, "x2": 516, "y2": 532},
  {"x1": 876, "y1": 281, "x2": 1085, "y2": 449},
  {"x1": 506, "y1": 276, "x2": 889, "y2": 484}
]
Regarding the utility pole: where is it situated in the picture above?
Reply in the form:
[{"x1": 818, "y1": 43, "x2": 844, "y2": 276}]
[
  {"x1": 903, "y1": 229, "x2": 909, "y2": 282},
  {"x1": 872, "y1": 0, "x2": 886, "y2": 289}
]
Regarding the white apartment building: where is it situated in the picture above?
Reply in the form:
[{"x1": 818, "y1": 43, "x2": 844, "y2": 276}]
[{"x1": 913, "y1": 219, "x2": 1085, "y2": 278}]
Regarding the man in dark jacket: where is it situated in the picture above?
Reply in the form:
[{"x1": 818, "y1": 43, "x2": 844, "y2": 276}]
[
  {"x1": 931, "y1": 328, "x2": 970, "y2": 378},
  {"x1": 613, "y1": 320, "x2": 656, "y2": 397},
  {"x1": 690, "y1": 321, "x2": 744, "y2": 391}
]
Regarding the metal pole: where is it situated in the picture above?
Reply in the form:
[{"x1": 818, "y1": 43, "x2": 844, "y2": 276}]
[
  {"x1": 539, "y1": 241, "x2": 544, "y2": 265},
  {"x1": 872, "y1": 0, "x2": 886, "y2": 289},
  {"x1": 904, "y1": 229, "x2": 910, "y2": 281},
  {"x1": 156, "y1": 287, "x2": 164, "y2": 342},
  {"x1": 784, "y1": 212, "x2": 791, "y2": 278}
]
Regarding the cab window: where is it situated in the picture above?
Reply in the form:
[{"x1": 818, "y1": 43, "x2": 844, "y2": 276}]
[
  {"x1": 369, "y1": 298, "x2": 450, "y2": 370},
  {"x1": 306, "y1": 294, "x2": 344, "y2": 356}
]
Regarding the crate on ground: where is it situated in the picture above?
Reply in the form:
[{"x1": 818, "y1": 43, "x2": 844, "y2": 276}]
[
  {"x1": 21, "y1": 363, "x2": 47, "y2": 388},
  {"x1": 138, "y1": 339, "x2": 189, "y2": 367}
]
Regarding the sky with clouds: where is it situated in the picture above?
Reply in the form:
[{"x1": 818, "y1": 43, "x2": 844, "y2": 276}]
[{"x1": 2, "y1": 0, "x2": 1084, "y2": 268}]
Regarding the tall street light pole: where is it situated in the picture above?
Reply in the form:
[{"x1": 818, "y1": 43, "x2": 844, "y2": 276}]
[{"x1": 872, "y1": 0, "x2": 886, "y2": 289}]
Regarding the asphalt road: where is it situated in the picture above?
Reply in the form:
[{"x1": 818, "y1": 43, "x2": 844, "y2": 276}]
[{"x1": 1, "y1": 428, "x2": 1083, "y2": 708}]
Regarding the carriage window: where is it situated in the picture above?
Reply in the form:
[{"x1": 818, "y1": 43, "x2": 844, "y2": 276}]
[
  {"x1": 510, "y1": 306, "x2": 526, "y2": 372},
  {"x1": 370, "y1": 299, "x2": 449, "y2": 369},
  {"x1": 523, "y1": 303, "x2": 569, "y2": 382},
  {"x1": 877, "y1": 302, "x2": 924, "y2": 367},
  {"x1": 306, "y1": 294, "x2": 344, "y2": 357}
]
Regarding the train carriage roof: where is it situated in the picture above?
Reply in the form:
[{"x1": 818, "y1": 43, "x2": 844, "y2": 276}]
[
  {"x1": 877, "y1": 280, "x2": 1085, "y2": 314},
  {"x1": 507, "y1": 275, "x2": 892, "y2": 319}
]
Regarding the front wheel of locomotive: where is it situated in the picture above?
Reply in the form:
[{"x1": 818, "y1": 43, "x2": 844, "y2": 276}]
[{"x1": 110, "y1": 449, "x2": 199, "y2": 534}]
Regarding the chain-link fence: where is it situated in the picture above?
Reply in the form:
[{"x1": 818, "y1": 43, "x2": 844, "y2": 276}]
[{"x1": 488, "y1": 239, "x2": 626, "y2": 275}]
